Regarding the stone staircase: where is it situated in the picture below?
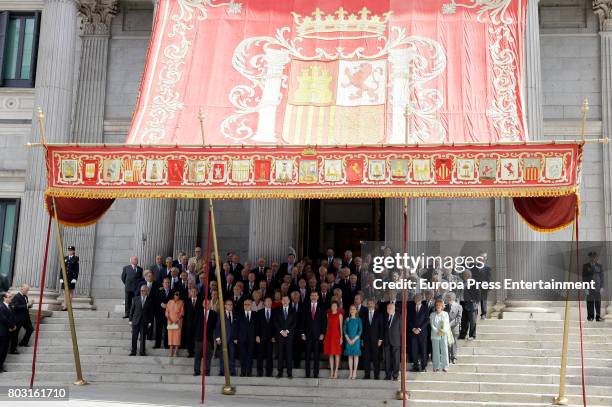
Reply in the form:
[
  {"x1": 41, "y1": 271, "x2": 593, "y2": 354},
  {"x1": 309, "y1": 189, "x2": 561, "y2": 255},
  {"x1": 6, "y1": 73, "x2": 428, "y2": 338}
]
[{"x1": 3, "y1": 308, "x2": 612, "y2": 406}]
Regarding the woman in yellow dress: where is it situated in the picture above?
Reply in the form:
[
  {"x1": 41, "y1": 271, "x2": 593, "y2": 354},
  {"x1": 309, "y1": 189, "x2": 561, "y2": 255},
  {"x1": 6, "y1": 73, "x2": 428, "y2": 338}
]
[{"x1": 165, "y1": 291, "x2": 184, "y2": 357}]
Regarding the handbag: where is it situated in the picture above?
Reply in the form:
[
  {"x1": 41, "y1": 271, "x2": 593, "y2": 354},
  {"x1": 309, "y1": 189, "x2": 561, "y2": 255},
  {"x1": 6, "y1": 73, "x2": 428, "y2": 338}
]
[{"x1": 167, "y1": 323, "x2": 179, "y2": 330}]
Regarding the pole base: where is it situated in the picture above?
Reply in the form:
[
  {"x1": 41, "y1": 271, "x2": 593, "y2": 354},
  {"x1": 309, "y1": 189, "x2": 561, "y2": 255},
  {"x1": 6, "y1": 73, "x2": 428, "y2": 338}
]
[
  {"x1": 395, "y1": 390, "x2": 407, "y2": 400},
  {"x1": 222, "y1": 385, "x2": 236, "y2": 396},
  {"x1": 553, "y1": 396, "x2": 568, "y2": 405},
  {"x1": 73, "y1": 379, "x2": 88, "y2": 386}
]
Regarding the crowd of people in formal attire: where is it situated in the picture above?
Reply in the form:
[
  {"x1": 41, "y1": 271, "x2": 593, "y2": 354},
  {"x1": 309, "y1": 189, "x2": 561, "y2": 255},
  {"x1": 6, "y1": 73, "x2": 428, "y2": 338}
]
[{"x1": 119, "y1": 246, "x2": 498, "y2": 380}]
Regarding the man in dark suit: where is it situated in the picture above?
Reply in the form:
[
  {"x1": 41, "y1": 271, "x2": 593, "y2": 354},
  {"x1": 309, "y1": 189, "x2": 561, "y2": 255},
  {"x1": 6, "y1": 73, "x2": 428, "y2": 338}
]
[
  {"x1": 59, "y1": 245, "x2": 79, "y2": 311},
  {"x1": 256, "y1": 297, "x2": 275, "y2": 377},
  {"x1": 157, "y1": 257, "x2": 174, "y2": 285},
  {"x1": 229, "y1": 254, "x2": 244, "y2": 276},
  {"x1": 183, "y1": 287, "x2": 199, "y2": 357},
  {"x1": 215, "y1": 299, "x2": 237, "y2": 376},
  {"x1": 235, "y1": 299, "x2": 257, "y2": 376},
  {"x1": 383, "y1": 302, "x2": 401, "y2": 380},
  {"x1": 342, "y1": 250, "x2": 357, "y2": 274},
  {"x1": 319, "y1": 282, "x2": 332, "y2": 310},
  {"x1": 583, "y1": 251, "x2": 605, "y2": 321},
  {"x1": 289, "y1": 291, "x2": 303, "y2": 368},
  {"x1": 251, "y1": 258, "x2": 267, "y2": 281},
  {"x1": 193, "y1": 300, "x2": 217, "y2": 376},
  {"x1": 361, "y1": 298, "x2": 383, "y2": 379},
  {"x1": 154, "y1": 278, "x2": 172, "y2": 349},
  {"x1": 279, "y1": 253, "x2": 297, "y2": 277},
  {"x1": 9, "y1": 284, "x2": 33, "y2": 353},
  {"x1": 274, "y1": 295, "x2": 296, "y2": 378},
  {"x1": 121, "y1": 256, "x2": 143, "y2": 318},
  {"x1": 301, "y1": 291, "x2": 326, "y2": 378},
  {"x1": 0, "y1": 292, "x2": 17, "y2": 372},
  {"x1": 149, "y1": 255, "x2": 165, "y2": 284},
  {"x1": 129, "y1": 285, "x2": 154, "y2": 356},
  {"x1": 459, "y1": 270, "x2": 481, "y2": 340},
  {"x1": 409, "y1": 294, "x2": 429, "y2": 372},
  {"x1": 136, "y1": 271, "x2": 158, "y2": 339}
]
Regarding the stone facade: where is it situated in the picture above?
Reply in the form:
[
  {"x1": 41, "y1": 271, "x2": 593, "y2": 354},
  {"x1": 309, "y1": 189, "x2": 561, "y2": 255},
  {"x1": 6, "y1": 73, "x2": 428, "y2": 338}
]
[{"x1": 0, "y1": 0, "x2": 609, "y2": 314}]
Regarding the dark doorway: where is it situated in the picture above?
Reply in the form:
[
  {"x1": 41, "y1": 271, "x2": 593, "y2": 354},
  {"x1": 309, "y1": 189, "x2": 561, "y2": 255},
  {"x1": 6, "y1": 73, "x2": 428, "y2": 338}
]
[{"x1": 299, "y1": 199, "x2": 383, "y2": 260}]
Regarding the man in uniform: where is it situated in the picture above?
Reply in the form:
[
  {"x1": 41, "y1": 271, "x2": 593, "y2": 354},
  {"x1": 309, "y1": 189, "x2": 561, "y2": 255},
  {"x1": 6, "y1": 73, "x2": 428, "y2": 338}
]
[{"x1": 59, "y1": 246, "x2": 79, "y2": 311}]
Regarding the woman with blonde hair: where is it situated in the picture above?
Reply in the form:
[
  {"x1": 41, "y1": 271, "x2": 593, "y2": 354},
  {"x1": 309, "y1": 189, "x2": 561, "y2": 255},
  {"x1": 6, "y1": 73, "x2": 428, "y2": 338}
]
[
  {"x1": 430, "y1": 298, "x2": 453, "y2": 372},
  {"x1": 343, "y1": 304, "x2": 363, "y2": 379},
  {"x1": 165, "y1": 290, "x2": 184, "y2": 357}
]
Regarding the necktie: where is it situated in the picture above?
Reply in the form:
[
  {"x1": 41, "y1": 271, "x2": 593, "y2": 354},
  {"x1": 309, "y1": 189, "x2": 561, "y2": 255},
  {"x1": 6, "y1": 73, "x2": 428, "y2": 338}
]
[
  {"x1": 142, "y1": 296, "x2": 145, "y2": 305},
  {"x1": 311, "y1": 304, "x2": 316, "y2": 320},
  {"x1": 284, "y1": 307, "x2": 288, "y2": 320},
  {"x1": 247, "y1": 312, "x2": 250, "y2": 322},
  {"x1": 388, "y1": 315, "x2": 393, "y2": 328},
  {"x1": 417, "y1": 304, "x2": 420, "y2": 313},
  {"x1": 369, "y1": 311, "x2": 373, "y2": 325},
  {"x1": 266, "y1": 309, "x2": 270, "y2": 322}
]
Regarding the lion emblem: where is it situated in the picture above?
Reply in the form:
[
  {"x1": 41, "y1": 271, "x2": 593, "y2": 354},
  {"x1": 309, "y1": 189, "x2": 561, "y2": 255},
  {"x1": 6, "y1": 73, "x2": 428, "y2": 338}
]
[{"x1": 341, "y1": 63, "x2": 384, "y2": 103}]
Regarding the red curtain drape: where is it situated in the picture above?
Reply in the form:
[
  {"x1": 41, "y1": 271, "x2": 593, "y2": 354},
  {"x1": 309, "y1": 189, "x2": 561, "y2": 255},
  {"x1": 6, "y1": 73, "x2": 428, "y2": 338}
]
[
  {"x1": 512, "y1": 194, "x2": 577, "y2": 232},
  {"x1": 45, "y1": 196, "x2": 114, "y2": 227}
]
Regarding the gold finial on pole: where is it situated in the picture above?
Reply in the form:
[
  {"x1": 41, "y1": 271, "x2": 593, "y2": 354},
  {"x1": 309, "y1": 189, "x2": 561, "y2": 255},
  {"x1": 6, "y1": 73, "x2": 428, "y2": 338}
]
[
  {"x1": 37, "y1": 107, "x2": 47, "y2": 145},
  {"x1": 208, "y1": 199, "x2": 235, "y2": 395},
  {"x1": 579, "y1": 97, "x2": 589, "y2": 143},
  {"x1": 198, "y1": 109, "x2": 206, "y2": 147}
]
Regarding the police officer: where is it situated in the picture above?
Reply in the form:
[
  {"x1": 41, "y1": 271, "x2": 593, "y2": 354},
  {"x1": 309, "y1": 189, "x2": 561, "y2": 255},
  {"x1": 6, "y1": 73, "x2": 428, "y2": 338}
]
[{"x1": 60, "y1": 246, "x2": 79, "y2": 311}]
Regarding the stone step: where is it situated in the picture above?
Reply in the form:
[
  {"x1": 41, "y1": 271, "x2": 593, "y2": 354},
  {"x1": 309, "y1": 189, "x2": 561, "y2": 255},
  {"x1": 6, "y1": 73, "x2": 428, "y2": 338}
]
[
  {"x1": 7, "y1": 353, "x2": 611, "y2": 374},
  {"x1": 10, "y1": 343, "x2": 612, "y2": 360},
  {"x1": 5, "y1": 361, "x2": 611, "y2": 386}
]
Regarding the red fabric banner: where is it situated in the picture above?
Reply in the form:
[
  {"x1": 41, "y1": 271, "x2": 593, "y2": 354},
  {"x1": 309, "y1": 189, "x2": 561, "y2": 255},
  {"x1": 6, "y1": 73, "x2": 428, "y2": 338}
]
[
  {"x1": 45, "y1": 196, "x2": 114, "y2": 227},
  {"x1": 513, "y1": 194, "x2": 578, "y2": 232},
  {"x1": 127, "y1": 0, "x2": 527, "y2": 146},
  {"x1": 44, "y1": 143, "x2": 582, "y2": 199}
]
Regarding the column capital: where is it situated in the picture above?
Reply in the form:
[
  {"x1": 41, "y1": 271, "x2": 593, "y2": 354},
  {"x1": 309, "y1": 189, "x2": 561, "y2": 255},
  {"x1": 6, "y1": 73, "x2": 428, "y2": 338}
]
[
  {"x1": 594, "y1": 0, "x2": 612, "y2": 31},
  {"x1": 78, "y1": 0, "x2": 119, "y2": 36}
]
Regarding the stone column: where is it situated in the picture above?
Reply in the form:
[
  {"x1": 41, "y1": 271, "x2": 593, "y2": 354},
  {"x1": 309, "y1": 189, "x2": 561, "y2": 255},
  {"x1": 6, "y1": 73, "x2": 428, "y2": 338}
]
[
  {"x1": 593, "y1": 2, "x2": 612, "y2": 318},
  {"x1": 248, "y1": 200, "x2": 297, "y2": 263},
  {"x1": 502, "y1": 0, "x2": 556, "y2": 319},
  {"x1": 173, "y1": 199, "x2": 200, "y2": 258},
  {"x1": 59, "y1": 0, "x2": 118, "y2": 309},
  {"x1": 384, "y1": 198, "x2": 427, "y2": 253},
  {"x1": 12, "y1": 0, "x2": 79, "y2": 310},
  {"x1": 134, "y1": 200, "x2": 177, "y2": 268}
]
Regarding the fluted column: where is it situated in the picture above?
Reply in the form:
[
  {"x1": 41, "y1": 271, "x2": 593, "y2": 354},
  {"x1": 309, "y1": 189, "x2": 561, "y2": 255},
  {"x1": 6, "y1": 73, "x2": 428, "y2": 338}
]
[
  {"x1": 502, "y1": 0, "x2": 554, "y2": 319},
  {"x1": 384, "y1": 198, "x2": 427, "y2": 253},
  {"x1": 12, "y1": 0, "x2": 78, "y2": 310},
  {"x1": 134, "y1": 200, "x2": 177, "y2": 268},
  {"x1": 594, "y1": 3, "x2": 612, "y2": 318},
  {"x1": 248, "y1": 200, "x2": 297, "y2": 263},
  {"x1": 173, "y1": 199, "x2": 200, "y2": 258},
  {"x1": 60, "y1": 0, "x2": 118, "y2": 309}
]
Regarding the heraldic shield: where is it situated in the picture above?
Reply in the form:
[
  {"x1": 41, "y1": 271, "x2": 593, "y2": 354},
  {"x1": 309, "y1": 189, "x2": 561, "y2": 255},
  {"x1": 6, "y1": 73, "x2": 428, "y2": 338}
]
[{"x1": 283, "y1": 59, "x2": 387, "y2": 145}]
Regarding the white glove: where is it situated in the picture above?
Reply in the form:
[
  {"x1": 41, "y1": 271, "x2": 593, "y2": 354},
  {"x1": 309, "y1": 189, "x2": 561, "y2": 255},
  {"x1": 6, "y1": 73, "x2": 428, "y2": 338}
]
[
  {"x1": 59, "y1": 279, "x2": 63, "y2": 283},
  {"x1": 71, "y1": 279, "x2": 77, "y2": 284},
  {"x1": 129, "y1": 321, "x2": 132, "y2": 325}
]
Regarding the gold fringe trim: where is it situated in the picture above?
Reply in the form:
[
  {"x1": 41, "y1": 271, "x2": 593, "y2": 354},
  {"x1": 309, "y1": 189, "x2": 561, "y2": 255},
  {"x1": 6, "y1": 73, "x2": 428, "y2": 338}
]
[
  {"x1": 44, "y1": 186, "x2": 578, "y2": 200},
  {"x1": 516, "y1": 194, "x2": 580, "y2": 233}
]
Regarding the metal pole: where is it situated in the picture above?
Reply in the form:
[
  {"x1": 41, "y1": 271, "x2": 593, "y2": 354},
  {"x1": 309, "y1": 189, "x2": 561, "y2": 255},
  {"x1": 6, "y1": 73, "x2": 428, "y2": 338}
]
[
  {"x1": 50, "y1": 197, "x2": 87, "y2": 385},
  {"x1": 553, "y1": 219, "x2": 575, "y2": 405},
  {"x1": 36, "y1": 108, "x2": 86, "y2": 385},
  {"x1": 209, "y1": 199, "x2": 235, "y2": 395},
  {"x1": 397, "y1": 198, "x2": 409, "y2": 402},
  {"x1": 554, "y1": 100, "x2": 587, "y2": 404}
]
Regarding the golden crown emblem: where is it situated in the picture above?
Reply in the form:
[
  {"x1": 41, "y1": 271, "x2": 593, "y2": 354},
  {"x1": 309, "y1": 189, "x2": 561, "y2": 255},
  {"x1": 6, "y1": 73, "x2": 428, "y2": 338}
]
[{"x1": 291, "y1": 7, "x2": 392, "y2": 39}]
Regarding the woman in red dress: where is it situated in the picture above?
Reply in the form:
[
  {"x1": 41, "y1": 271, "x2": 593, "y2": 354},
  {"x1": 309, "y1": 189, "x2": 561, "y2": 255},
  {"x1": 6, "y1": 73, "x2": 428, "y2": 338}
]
[{"x1": 323, "y1": 300, "x2": 344, "y2": 379}]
